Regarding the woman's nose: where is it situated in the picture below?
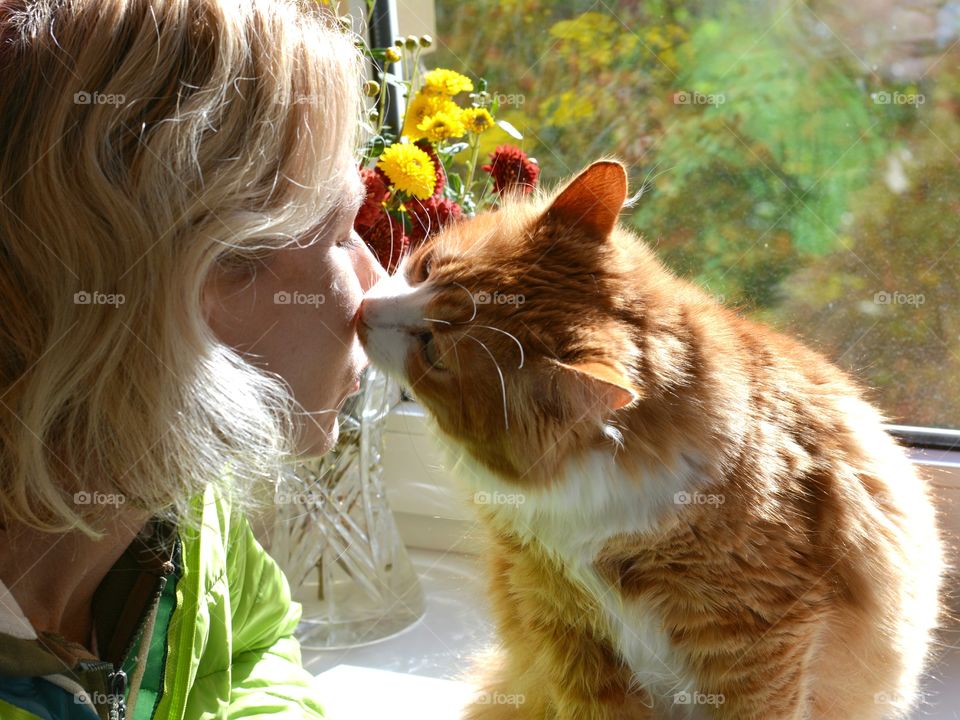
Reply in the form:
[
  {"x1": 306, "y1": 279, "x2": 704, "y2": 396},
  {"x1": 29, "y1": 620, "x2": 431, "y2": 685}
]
[{"x1": 353, "y1": 230, "x2": 387, "y2": 292}]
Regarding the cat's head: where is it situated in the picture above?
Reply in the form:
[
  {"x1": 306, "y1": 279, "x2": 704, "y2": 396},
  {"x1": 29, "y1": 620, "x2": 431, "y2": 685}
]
[{"x1": 358, "y1": 160, "x2": 666, "y2": 485}]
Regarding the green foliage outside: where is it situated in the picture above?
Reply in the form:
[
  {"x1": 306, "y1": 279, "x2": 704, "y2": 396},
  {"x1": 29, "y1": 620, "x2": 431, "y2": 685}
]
[{"x1": 429, "y1": 0, "x2": 960, "y2": 429}]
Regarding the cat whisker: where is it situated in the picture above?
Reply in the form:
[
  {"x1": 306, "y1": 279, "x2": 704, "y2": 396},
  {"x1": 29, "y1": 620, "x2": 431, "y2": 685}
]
[
  {"x1": 623, "y1": 160, "x2": 674, "y2": 208},
  {"x1": 387, "y1": 211, "x2": 400, "y2": 270},
  {"x1": 452, "y1": 280, "x2": 479, "y2": 322},
  {"x1": 462, "y1": 332, "x2": 510, "y2": 431},
  {"x1": 424, "y1": 204, "x2": 434, "y2": 238},
  {"x1": 469, "y1": 323, "x2": 525, "y2": 369}
]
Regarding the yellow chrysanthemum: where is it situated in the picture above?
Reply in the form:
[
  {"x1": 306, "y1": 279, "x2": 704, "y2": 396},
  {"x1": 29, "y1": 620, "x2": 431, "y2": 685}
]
[
  {"x1": 402, "y1": 93, "x2": 460, "y2": 140},
  {"x1": 376, "y1": 143, "x2": 435, "y2": 199},
  {"x1": 421, "y1": 68, "x2": 474, "y2": 97},
  {"x1": 417, "y1": 110, "x2": 466, "y2": 142},
  {"x1": 461, "y1": 107, "x2": 495, "y2": 134}
]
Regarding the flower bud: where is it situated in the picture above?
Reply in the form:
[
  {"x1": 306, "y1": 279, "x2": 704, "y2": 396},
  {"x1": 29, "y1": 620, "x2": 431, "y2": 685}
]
[
  {"x1": 384, "y1": 47, "x2": 402, "y2": 63},
  {"x1": 419, "y1": 34, "x2": 433, "y2": 48},
  {"x1": 363, "y1": 80, "x2": 381, "y2": 97},
  {"x1": 404, "y1": 35, "x2": 418, "y2": 51}
]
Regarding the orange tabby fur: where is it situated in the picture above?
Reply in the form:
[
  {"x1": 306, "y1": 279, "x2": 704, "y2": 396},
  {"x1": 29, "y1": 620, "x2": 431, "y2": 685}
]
[{"x1": 357, "y1": 160, "x2": 945, "y2": 719}]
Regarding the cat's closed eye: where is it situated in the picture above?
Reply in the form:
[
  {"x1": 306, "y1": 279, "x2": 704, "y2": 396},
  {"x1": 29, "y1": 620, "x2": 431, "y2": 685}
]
[{"x1": 417, "y1": 330, "x2": 446, "y2": 370}]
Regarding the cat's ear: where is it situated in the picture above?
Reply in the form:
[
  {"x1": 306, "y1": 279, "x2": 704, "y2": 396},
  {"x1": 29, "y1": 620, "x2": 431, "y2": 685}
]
[
  {"x1": 552, "y1": 359, "x2": 639, "y2": 414},
  {"x1": 543, "y1": 160, "x2": 628, "y2": 238}
]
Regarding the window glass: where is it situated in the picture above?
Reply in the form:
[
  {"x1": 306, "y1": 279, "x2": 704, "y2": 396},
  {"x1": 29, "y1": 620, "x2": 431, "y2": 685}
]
[{"x1": 428, "y1": 0, "x2": 960, "y2": 430}]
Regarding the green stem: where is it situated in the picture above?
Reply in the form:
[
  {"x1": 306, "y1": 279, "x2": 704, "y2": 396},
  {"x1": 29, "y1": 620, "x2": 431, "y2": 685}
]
[
  {"x1": 409, "y1": 47, "x2": 423, "y2": 96},
  {"x1": 377, "y1": 71, "x2": 389, "y2": 135},
  {"x1": 462, "y1": 133, "x2": 482, "y2": 204}
]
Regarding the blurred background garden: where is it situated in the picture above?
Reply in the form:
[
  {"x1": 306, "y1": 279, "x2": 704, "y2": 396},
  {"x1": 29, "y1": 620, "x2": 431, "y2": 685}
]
[{"x1": 423, "y1": 0, "x2": 960, "y2": 430}]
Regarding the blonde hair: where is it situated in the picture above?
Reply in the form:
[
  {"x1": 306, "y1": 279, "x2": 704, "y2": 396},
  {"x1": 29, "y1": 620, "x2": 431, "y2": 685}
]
[{"x1": 0, "y1": 0, "x2": 363, "y2": 535}]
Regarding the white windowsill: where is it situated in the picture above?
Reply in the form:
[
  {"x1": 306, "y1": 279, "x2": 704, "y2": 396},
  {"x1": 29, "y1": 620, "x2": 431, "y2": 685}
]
[{"x1": 312, "y1": 664, "x2": 474, "y2": 720}]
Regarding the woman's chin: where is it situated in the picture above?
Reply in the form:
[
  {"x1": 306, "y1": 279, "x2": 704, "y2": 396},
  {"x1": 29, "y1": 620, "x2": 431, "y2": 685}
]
[
  {"x1": 296, "y1": 417, "x2": 339, "y2": 459},
  {"x1": 318, "y1": 417, "x2": 339, "y2": 454}
]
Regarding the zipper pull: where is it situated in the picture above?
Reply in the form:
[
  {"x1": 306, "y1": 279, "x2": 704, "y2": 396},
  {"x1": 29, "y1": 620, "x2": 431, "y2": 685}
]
[{"x1": 107, "y1": 669, "x2": 127, "y2": 720}]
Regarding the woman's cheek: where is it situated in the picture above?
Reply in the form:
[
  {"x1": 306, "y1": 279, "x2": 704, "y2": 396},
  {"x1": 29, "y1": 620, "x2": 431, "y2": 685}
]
[{"x1": 329, "y1": 247, "x2": 365, "y2": 324}]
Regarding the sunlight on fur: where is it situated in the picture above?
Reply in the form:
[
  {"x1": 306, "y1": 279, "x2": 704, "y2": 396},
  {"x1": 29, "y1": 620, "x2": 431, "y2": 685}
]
[{"x1": 358, "y1": 160, "x2": 946, "y2": 720}]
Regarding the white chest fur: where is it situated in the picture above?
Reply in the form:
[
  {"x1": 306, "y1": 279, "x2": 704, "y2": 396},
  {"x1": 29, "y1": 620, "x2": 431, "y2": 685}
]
[{"x1": 451, "y1": 446, "x2": 715, "y2": 719}]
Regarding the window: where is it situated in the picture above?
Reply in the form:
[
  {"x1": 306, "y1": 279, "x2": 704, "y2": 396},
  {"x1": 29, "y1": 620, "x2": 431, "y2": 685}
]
[{"x1": 425, "y1": 0, "x2": 960, "y2": 432}]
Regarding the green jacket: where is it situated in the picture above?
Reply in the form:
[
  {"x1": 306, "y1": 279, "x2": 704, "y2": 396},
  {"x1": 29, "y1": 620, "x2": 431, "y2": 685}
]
[{"x1": 0, "y1": 485, "x2": 325, "y2": 720}]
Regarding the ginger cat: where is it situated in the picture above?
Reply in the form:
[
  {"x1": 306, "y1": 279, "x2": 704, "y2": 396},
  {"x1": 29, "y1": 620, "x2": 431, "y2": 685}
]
[{"x1": 357, "y1": 160, "x2": 945, "y2": 719}]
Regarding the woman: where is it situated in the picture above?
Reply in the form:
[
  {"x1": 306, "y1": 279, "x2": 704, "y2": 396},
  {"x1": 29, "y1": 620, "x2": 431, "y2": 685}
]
[{"x1": 0, "y1": 1, "x2": 383, "y2": 718}]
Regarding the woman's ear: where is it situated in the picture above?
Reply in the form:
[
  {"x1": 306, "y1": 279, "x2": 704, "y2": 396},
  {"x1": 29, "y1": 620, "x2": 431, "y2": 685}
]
[{"x1": 543, "y1": 160, "x2": 628, "y2": 238}]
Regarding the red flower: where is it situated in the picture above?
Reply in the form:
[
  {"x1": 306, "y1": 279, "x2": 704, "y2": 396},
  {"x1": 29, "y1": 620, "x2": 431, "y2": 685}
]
[
  {"x1": 406, "y1": 196, "x2": 463, "y2": 242},
  {"x1": 414, "y1": 139, "x2": 446, "y2": 199},
  {"x1": 481, "y1": 145, "x2": 540, "y2": 195},
  {"x1": 355, "y1": 168, "x2": 390, "y2": 232},
  {"x1": 359, "y1": 210, "x2": 409, "y2": 274}
]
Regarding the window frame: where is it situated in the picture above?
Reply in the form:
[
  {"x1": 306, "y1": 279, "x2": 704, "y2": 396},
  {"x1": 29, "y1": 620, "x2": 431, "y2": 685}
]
[{"x1": 889, "y1": 426, "x2": 960, "y2": 452}]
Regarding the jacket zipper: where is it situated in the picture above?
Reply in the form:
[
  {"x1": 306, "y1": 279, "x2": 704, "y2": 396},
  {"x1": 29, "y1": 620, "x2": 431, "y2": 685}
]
[
  {"x1": 104, "y1": 571, "x2": 170, "y2": 718},
  {"x1": 160, "y1": 529, "x2": 193, "y2": 720},
  {"x1": 75, "y1": 660, "x2": 126, "y2": 720},
  {"x1": 107, "y1": 668, "x2": 127, "y2": 720},
  {"x1": 76, "y1": 537, "x2": 175, "y2": 720}
]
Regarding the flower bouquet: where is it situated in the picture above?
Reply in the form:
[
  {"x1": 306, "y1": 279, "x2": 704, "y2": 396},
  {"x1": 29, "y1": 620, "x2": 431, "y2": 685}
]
[{"x1": 356, "y1": 37, "x2": 542, "y2": 271}]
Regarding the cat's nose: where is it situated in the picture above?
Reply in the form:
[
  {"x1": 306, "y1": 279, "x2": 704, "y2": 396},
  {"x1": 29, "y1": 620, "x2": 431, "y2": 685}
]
[
  {"x1": 358, "y1": 282, "x2": 433, "y2": 337},
  {"x1": 356, "y1": 296, "x2": 387, "y2": 342},
  {"x1": 357, "y1": 298, "x2": 373, "y2": 334}
]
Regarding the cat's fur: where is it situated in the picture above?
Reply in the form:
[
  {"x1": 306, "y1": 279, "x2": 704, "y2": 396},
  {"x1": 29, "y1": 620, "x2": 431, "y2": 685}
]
[{"x1": 357, "y1": 161, "x2": 945, "y2": 719}]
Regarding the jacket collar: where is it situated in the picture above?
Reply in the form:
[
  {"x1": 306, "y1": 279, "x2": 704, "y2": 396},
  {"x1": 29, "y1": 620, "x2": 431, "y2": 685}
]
[{"x1": 0, "y1": 578, "x2": 35, "y2": 641}]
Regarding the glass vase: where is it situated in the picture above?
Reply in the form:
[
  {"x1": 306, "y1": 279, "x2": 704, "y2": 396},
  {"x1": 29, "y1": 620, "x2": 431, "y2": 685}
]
[{"x1": 265, "y1": 365, "x2": 425, "y2": 649}]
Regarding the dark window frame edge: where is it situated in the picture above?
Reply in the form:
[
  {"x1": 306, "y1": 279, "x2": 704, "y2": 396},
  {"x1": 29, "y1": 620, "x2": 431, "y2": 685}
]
[{"x1": 886, "y1": 425, "x2": 960, "y2": 452}]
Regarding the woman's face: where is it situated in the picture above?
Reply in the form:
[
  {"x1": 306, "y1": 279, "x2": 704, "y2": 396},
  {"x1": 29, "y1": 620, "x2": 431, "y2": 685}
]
[{"x1": 203, "y1": 169, "x2": 386, "y2": 457}]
